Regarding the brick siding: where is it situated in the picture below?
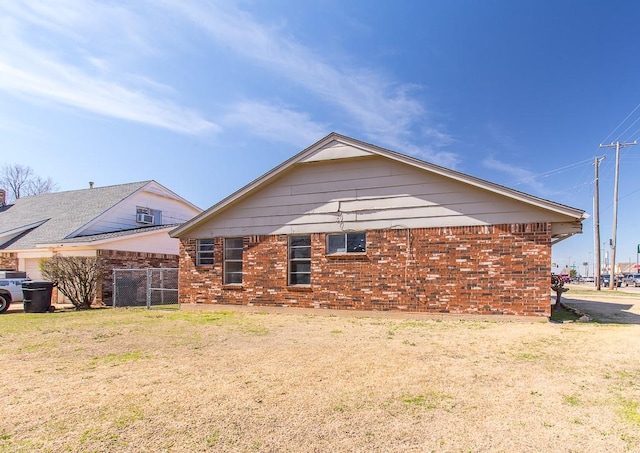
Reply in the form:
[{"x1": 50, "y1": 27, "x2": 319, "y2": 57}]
[
  {"x1": 0, "y1": 253, "x2": 19, "y2": 271},
  {"x1": 96, "y1": 250, "x2": 178, "y2": 305},
  {"x1": 178, "y1": 223, "x2": 552, "y2": 316}
]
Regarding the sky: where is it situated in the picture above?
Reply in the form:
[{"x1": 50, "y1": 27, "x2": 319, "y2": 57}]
[{"x1": 1, "y1": 0, "x2": 640, "y2": 276}]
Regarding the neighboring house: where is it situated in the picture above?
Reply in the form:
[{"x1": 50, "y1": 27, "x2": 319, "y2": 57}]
[
  {"x1": 616, "y1": 262, "x2": 640, "y2": 275},
  {"x1": 171, "y1": 133, "x2": 586, "y2": 317},
  {"x1": 0, "y1": 181, "x2": 201, "y2": 305}
]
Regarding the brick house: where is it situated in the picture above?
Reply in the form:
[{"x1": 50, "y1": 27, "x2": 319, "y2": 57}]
[
  {"x1": 171, "y1": 133, "x2": 586, "y2": 316},
  {"x1": 0, "y1": 181, "x2": 201, "y2": 305}
]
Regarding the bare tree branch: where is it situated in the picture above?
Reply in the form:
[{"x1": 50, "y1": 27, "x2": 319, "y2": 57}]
[
  {"x1": 39, "y1": 255, "x2": 101, "y2": 310},
  {"x1": 29, "y1": 175, "x2": 57, "y2": 196},
  {"x1": 0, "y1": 163, "x2": 58, "y2": 202}
]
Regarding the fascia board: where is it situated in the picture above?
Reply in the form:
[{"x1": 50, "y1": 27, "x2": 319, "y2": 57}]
[{"x1": 37, "y1": 225, "x2": 175, "y2": 248}]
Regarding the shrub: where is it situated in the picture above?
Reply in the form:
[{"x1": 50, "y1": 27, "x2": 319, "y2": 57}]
[{"x1": 39, "y1": 255, "x2": 100, "y2": 310}]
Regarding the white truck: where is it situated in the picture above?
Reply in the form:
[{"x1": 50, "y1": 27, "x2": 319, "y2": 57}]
[{"x1": 0, "y1": 271, "x2": 30, "y2": 314}]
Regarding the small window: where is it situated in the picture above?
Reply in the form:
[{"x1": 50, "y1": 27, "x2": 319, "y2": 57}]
[
  {"x1": 224, "y1": 237, "x2": 243, "y2": 284},
  {"x1": 289, "y1": 235, "x2": 311, "y2": 285},
  {"x1": 196, "y1": 239, "x2": 214, "y2": 266},
  {"x1": 327, "y1": 232, "x2": 366, "y2": 254}
]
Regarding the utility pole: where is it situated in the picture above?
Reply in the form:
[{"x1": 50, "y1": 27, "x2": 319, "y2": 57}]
[
  {"x1": 599, "y1": 141, "x2": 637, "y2": 289},
  {"x1": 592, "y1": 156, "x2": 605, "y2": 290}
]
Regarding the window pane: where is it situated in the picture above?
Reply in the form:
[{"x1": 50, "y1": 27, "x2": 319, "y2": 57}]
[
  {"x1": 327, "y1": 234, "x2": 345, "y2": 254},
  {"x1": 290, "y1": 236, "x2": 310, "y2": 247},
  {"x1": 225, "y1": 237, "x2": 243, "y2": 249},
  {"x1": 347, "y1": 233, "x2": 366, "y2": 252},
  {"x1": 289, "y1": 235, "x2": 311, "y2": 285},
  {"x1": 224, "y1": 272, "x2": 243, "y2": 284},
  {"x1": 223, "y1": 238, "x2": 243, "y2": 284},
  {"x1": 290, "y1": 273, "x2": 310, "y2": 285},
  {"x1": 289, "y1": 247, "x2": 311, "y2": 259},
  {"x1": 198, "y1": 254, "x2": 214, "y2": 264},
  {"x1": 196, "y1": 239, "x2": 214, "y2": 265},
  {"x1": 225, "y1": 261, "x2": 242, "y2": 273},
  {"x1": 225, "y1": 249, "x2": 243, "y2": 260},
  {"x1": 198, "y1": 240, "x2": 214, "y2": 252},
  {"x1": 290, "y1": 262, "x2": 310, "y2": 273}
]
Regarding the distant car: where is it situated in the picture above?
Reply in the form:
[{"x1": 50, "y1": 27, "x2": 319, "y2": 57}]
[
  {"x1": 583, "y1": 276, "x2": 595, "y2": 283},
  {"x1": 601, "y1": 274, "x2": 622, "y2": 287},
  {"x1": 627, "y1": 273, "x2": 640, "y2": 287}
]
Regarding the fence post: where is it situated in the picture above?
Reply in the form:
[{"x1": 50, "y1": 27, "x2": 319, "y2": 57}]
[
  {"x1": 146, "y1": 268, "x2": 151, "y2": 309},
  {"x1": 112, "y1": 269, "x2": 117, "y2": 307}
]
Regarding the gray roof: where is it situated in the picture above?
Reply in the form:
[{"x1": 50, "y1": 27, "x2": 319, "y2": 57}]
[
  {"x1": 0, "y1": 181, "x2": 149, "y2": 250},
  {"x1": 54, "y1": 224, "x2": 179, "y2": 244}
]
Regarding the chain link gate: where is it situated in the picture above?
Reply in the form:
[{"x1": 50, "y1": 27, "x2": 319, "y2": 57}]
[{"x1": 112, "y1": 268, "x2": 179, "y2": 309}]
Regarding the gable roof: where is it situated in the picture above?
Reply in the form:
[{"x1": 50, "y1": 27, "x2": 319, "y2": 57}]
[
  {"x1": 171, "y1": 133, "x2": 586, "y2": 238},
  {"x1": 0, "y1": 181, "x2": 156, "y2": 250}
]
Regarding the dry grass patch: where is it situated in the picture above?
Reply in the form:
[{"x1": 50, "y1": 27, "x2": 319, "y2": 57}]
[{"x1": 1, "y1": 308, "x2": 639, "y2": 452}]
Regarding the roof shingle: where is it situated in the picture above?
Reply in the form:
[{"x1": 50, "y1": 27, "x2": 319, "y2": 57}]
[{"x1": 0, "y1": 181, "x2": 149, "y2": 250}]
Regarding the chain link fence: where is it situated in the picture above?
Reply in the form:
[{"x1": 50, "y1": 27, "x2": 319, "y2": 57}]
[{"x1": 113, "y1": 268, "x2": 179, "y2": 309}]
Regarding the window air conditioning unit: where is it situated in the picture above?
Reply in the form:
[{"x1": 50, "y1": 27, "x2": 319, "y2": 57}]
[{"x1": 136, "y1": 213, "x2": 154, "y2": 224}]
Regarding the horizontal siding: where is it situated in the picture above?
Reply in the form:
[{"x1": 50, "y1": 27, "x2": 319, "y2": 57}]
[
  {"x1": 80, "y1": 191, "x2": 199, "y2": 236},
  {"x1": 194, "y1": 211, "x2": 558, "y2": 237},
  {"x1": 300, "y1": 142, "x2": 374, "y2": 162},
  {"x1": 95, "y1": 232, "x2": 180, "y2": 255},
  {"x1": 188, "y1": 156, "x2": 572, "y2": 238}
]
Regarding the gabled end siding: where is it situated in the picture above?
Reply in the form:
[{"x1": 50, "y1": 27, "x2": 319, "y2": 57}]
[{"x1": 178, "y1": 223, "x2": 552, "y2": 316}]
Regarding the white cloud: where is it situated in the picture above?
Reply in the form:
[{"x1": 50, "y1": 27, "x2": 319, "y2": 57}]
[
  {"x1": 0, "y1": 2, "x2": 217, "y2": 135},
  {"x1": 0, "y1": 0, "x2": 458, "y2": 157},
  {"x1": 223, "y1": 101, "x2": 329, "y2": 147},
  {"x1": 482, "y1": 156, "x2": 555, "y2": 196},
  {"x1": 160, "y1": 0, "x2": 455, "y2": 163},
  {"x1": 1, "y1": 0, "x2": 160, "y2": 57}
]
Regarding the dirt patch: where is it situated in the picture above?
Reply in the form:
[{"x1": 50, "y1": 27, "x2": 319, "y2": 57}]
[{"x1": 1, "y1": 308, "x2": 639, "y2": 452}]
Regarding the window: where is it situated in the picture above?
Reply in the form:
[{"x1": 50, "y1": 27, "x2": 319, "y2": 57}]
[
  {"x1": 224, "y1": 237, "x2": 243, "y2": 284},
  {"x1": 196, "y1": 239, "x2": 214, "y2": 266},
  {"x1": 289, "y1": 235, "x2": 311, "y2": 285},
  {"x1": 327, "y1": 232, "x2": 366, "y2": 254}
]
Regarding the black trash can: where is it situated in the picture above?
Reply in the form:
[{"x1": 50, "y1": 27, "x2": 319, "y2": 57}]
[{"x1": 22, "y1": 281, "x2": 55, "y2": 313}]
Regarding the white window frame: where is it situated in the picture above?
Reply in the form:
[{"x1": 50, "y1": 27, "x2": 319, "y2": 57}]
[
  {"x1": 196, "y1": 239, "x2": 214, "y2": 266},
  {"x1": 224, "y1": 237, "x2": 244, "y2": 285},
  {"x1": 288, "y1": 235, "x2": 311, "y2": 286},
  {"x1": 326, "y1": 232, "x2": 366, "y2": 254}
]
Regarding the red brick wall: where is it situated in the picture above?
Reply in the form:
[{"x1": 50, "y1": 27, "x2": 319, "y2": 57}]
[
  {"x1": 96, "y1": 250, "x2": 178, "y2": 305},
  {"x1": 178, "y1": 223, "x2": 552, "y2": 316},
  {"x1": 0, "y1": 253, "x2": 18, "y2": 270}
]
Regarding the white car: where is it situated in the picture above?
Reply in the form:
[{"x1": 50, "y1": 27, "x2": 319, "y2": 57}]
[{"x1": 0, "y1": 271, "x2": 30, "y2": 314}]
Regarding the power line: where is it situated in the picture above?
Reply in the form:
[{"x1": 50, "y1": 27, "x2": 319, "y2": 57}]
[
  {"x1": 511, "y1": 157, "x2": 593, "y2": 187},
  {"x1": 601, "y1": 103, "x2": 640, "y2": 144},
  {"x1": 614, "y1": 115, "x2": 640, "y2": 143}
]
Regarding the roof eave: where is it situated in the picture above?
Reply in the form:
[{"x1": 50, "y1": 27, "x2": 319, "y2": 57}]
[
  {"x1": 37, "y1": 225, "x2": 176, "y2": 248},
  {"x1": 171, "y1": 133, "x2": 343, "y2": 237}
]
